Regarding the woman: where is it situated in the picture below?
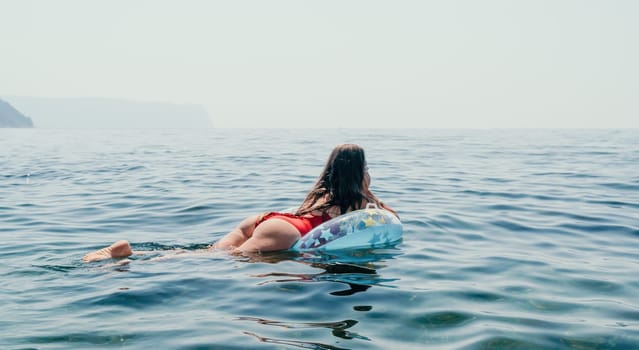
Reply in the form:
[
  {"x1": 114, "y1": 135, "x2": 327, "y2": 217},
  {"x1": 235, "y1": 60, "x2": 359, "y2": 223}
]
[{"x1": 82, "y1": 144, "x2": 396, "y2": 262}]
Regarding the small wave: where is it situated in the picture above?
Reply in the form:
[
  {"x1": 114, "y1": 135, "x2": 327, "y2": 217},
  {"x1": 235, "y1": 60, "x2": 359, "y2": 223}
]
[
  {"x1": 484, "y1": 203, "x2": 526, "y2": 211},
  {"x1": 586, "y1": 199, "x2": 639, "y2": 209},
  {"x1": 534, "y1": 209, "x2": 610, "y2": 223},
  {"x1": 21, "y1": 332, "x2": 139, "y2": 347},
  {"x1": 599, "y1": 182, "x2": 639, "y2": 191},
  {"x1": 490, "y1": 219, "x2": 544, "y2": 233},
  {"x1": 176, "y1": 204, "x2": 215, "y2": 213},
  {"x1": 481, "y1": 177, "x2": 514, "y2": 183},
  {"x1": 406, "y1": 311, "x2": 476, "y2": 330},
  {"x1": 461, "y1": 189, "x2": 527, "y2": 199},
  {"x1": 532, "y1": 171, "x2": 601, "y2": 179},
  {"x1": 559, "y1": 222, "x2": 639, "y2": 236},
  {"x1": 568, "y1": 277, "x2": 624, "y2": 294},
  {"x1": 450, "y1": 290, "x2": 505, "y2": 302},
  {"x1": 32, "y1": 264, "x2": 77, "y2": 273},
  {"x1": 73, "y1": 277, "x2": 228, "y2": 309},
  {"x1": 460, "y1": 335, "x2": 549, "y2": 350},
  {"x1": 429, "y1": 214, "x2": 482, "y2": 231}
]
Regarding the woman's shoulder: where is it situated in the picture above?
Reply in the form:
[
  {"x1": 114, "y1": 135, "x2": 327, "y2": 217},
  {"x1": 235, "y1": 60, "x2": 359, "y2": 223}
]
[
  {"x1": 307, "y1": 205, "x2": 340, "y2": 219},
  {"x1": 325, "y1": 206, "x2": 341, "y2": 218},
  {"x1": 319, "y1": 202, "x2": 366, "y2": 218}
]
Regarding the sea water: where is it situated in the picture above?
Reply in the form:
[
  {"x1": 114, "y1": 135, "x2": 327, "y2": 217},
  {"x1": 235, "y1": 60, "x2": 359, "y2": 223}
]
[{"x1": 1, "y1": 128, "x2": 638, "y2": 349}]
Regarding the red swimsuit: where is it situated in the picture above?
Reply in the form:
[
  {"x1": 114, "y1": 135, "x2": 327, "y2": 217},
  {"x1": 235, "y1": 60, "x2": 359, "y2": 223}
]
[{"x1": 255, "y1": 212, "x2": 332, "y2": 236}]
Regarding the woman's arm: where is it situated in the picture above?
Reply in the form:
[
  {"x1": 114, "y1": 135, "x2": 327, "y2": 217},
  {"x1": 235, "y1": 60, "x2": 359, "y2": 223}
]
[
  {"x1": 379, "y1": 201, "x2": 399, "y2": 218},
  {"x1": 363, "y1": 189, "x2": 399, "y2": 218}
]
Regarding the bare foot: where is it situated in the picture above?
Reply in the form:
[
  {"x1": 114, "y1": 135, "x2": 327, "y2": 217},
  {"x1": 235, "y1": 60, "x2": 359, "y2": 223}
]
[{"x1": 82, "y1": 240, "x2": 133, "y2": 262}]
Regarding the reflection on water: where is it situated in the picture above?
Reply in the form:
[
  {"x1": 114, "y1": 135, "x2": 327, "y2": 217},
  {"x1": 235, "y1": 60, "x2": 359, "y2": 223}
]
[
  {"x1": 243, "y1": 331, "x2": 351, "y2": 350},
  {"x1": 239, "y1": 317, "x2": 368, "y2": 350},
  {"x1": 252, "y1": 263, "x2": 378, "y2": 296},
  {"x1": 247, "y1": 249, "x2": 402, "y2": 297},
  {"x1": 234, "y1": 250, "x2": 401, "y2": 348}
]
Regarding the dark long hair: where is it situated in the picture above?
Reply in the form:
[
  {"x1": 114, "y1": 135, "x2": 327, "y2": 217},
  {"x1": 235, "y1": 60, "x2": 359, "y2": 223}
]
[{"x1": 296, "y1": 144, "x2": 378, "y2": 216}]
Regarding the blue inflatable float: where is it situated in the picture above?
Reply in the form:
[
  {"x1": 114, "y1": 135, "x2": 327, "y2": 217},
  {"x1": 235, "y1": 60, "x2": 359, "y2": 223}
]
[{"x1": 290, "y1": 204, "x2": 403, "y2": 251}]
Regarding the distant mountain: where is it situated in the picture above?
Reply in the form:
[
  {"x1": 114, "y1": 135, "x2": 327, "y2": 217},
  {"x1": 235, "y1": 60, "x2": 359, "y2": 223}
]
[
  {"x1": 3, "y1": 96, "x2": 211, "y2": 129},
  {"x1": 0, "y1": 98, "x2": 34, "y2": 128}
]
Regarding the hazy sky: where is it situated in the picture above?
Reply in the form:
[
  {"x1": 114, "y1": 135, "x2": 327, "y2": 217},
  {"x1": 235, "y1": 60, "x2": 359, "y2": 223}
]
[{"x1": 1, "y1": 0, "x2": 637, "y2": 128}]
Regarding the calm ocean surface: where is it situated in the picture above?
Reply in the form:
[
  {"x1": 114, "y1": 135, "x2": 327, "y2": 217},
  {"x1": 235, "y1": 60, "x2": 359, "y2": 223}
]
[{"x1": 1, "y1": 128, "x2": 638, "y2": 350}]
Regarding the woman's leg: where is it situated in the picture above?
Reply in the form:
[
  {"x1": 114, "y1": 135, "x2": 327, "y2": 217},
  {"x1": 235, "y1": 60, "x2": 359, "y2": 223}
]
[
  {"x1": 83, "y1": 214, "x2": 298, "y2": 262},
  {"x1": 211, "y1": 214, "x2": 261, "y2": 249},
  {"x1": 235, "y1": 219, "x2": 301, "y2": 253},
  {"x1": 82, "y1": 240, "x2": 134, "y2": 262}
]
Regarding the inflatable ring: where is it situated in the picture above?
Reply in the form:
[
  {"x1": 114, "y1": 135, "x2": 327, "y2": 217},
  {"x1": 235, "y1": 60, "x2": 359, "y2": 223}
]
[{"x1": 290, "y1": 204, "x2": 403, "y2": 251}]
